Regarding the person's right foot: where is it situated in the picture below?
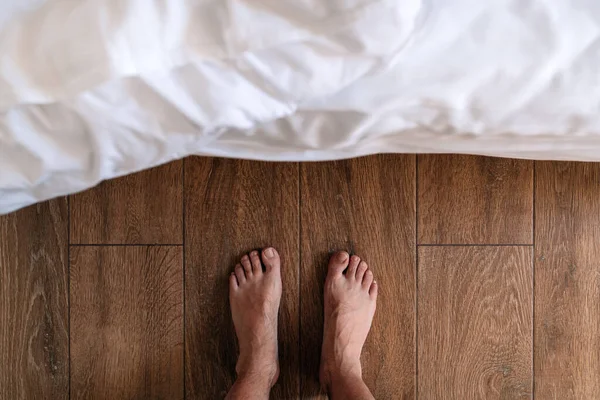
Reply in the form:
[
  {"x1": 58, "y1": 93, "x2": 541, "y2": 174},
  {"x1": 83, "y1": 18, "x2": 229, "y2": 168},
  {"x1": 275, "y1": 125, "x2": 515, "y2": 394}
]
[{"x1": 319, "y1": 251, "x2": 378, "y2": 390}]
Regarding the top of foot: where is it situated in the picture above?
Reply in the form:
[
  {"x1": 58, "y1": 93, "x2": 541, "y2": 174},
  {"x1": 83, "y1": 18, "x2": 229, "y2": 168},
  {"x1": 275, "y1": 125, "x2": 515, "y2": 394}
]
[
  {"x1": 320, "y1": 251, "x2": 378, "y2": 390},
  {"x1": 229, "y1": 247, "x2": 282, "y2": 389}
]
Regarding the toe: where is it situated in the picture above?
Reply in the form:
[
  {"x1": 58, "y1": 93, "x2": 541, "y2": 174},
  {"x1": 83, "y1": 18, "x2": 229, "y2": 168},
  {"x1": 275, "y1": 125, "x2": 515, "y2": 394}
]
[
  {"x1": 369, "y1": 280, "x2": 378, "y2": 299},
  {"x1": 229, "y1": 272, "x2": 238, "y2": 291},
  {"x1": 249, "y1": 250, "x2": 263, "y2": 273},
  {"x1": 241, "y1": 255, "x2": 253, "y2": 277},
  {"x1": 362, "y1": 269, "x2": 374, "y2": 289},
  {"x1": 356, "y1": 261, "x2": 368, "y2": 281},
  {"x1": 347, "y1": 255, "x2": 360, "y2": 278},
  {"x1": 262, "y1": 247, "x2": 280, "y2": 273},
  {"x1": 328, "y1": 251, "x2": 349, "y2": 278},
  {"x1": 234, "y1": 264, "x2": 246, "y2": 283}
]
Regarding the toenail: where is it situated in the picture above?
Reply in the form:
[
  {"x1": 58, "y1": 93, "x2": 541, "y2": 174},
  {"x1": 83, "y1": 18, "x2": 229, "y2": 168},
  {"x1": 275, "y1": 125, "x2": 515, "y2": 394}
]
[
  {"x1": 251, "y1": 251, "x2": 258, "y2": 256},
  {"x1": 337, "y1": 252, "x2": 348, "y2": 262},
  {"x1": 265, "y1": 248, "x2": 274, "y2": 258}
]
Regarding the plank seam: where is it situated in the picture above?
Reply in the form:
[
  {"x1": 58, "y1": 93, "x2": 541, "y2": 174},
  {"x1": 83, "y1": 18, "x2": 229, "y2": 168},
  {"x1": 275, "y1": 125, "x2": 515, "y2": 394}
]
[
  {"x1": 417, "y1": 244, "x2": 534, "y2": 247},
  {"x1": 532, "y1": 161, "x2": 536, "y2": 399},
  {"x1": 415, "y1": 155, "x2": 419, "y2": 400},
  {"x1": 69, "y1": 243, "x2": 184, "y2": 247},
  {"x1": 298, "y1": 162, "x2": 303, "y2": 399},
  {"x1": 67, "y1": 195, "x2": 71, "y2": 400},
  {"x1": 296, "y1": 163, "x2": 302, "y2": 398},
  {"x1": 182, "y1": 157, "x2": 187, "y2": 400}
]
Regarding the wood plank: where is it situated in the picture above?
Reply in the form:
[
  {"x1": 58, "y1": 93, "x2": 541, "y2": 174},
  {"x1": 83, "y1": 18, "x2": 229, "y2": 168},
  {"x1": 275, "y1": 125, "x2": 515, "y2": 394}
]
[
  {"x1": 70, "y1": 246, "x2": 183, "y2": 399},
  {"x1": 418, "y1": 246, "x2": 532, "y2": 399},
  {"x1": 535, "y1": 162, "x2": 600, "y2": 398},
  {"x1": 0, "y1": 199, "x2": 69, "y2": 400},
  {"x1": 300, "y1": 155, "x2": 416, "y2": 399},
  {"x1": 418, "y1": 155, "x2": 533, "y2": 244},
  {"x1": 70, "y1": 161, "x2": 183, "y2": 244},
  {"x1": 184, "y1": 157, "x2": 299, "y2": 399}
]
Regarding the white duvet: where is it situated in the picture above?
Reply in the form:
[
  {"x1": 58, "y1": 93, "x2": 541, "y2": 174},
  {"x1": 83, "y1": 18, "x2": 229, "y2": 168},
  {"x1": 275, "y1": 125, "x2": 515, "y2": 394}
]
[{"x1": 2, "y1": 0, "x2": 600, "y2": 214}]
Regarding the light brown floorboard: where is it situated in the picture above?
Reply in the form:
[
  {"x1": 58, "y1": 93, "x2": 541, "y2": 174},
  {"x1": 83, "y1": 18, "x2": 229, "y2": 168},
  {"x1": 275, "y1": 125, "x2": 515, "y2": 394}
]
[
  {"x1": 69, "y1": 246, "x2": 183, "y2": 400},
  {"x1": 418, "y1": 246, "x2": 533, "y2": 399},
  {"x1": 535, "y1": 162, "x2": 600, "y2": 399},
  {"x1": 0, "y1": 199, "x2": 69, "y2": 400},
  {"x1": 300, "y1": 155, "x2": 416, "y2": 399},
  {"x1": 184, "y1": 158, "x2": 299, "y2": 399}
]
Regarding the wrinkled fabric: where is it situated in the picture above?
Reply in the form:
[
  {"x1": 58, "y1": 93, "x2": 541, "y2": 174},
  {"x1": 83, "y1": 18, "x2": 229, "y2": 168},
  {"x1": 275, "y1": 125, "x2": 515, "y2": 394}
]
[{"x1": 1, "y1": 0, "x2": 600, "y2": 214}]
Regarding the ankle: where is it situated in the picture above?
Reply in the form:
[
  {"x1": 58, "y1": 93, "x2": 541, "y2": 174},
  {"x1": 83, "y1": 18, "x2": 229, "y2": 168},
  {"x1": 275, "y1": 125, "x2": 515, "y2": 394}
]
[
  {"x1": 325, "y1": 370, "x2": 374, "y2": 400},
  {"x1": 322, "y1": 370, "x2": 364, "y2": 395},
  {"x1": 236, "y1": 360, "x2": 279, "y2": 389},
  {"x1": 227, "y1": 375, "x2": 273, "y2": 400},
  {"x1": 320, "y1": 360, "x2": 362, "y2": 390},
  {"x1": 235, "y1": 374, "x2": 273, "y2": 391}
]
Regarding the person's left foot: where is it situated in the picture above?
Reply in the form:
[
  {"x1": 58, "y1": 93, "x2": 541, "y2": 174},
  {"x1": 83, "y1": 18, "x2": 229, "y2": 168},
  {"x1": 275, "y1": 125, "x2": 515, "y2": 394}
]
[{"x1": 229, "y1": 247, "x2": 282, "y2": 389}]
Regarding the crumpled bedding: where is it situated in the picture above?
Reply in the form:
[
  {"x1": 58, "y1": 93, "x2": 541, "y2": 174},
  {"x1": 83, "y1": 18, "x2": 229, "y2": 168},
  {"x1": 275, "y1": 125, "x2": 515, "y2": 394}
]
[{"x1": 2, "y1": 0, "x2": 600, "y2": 214}]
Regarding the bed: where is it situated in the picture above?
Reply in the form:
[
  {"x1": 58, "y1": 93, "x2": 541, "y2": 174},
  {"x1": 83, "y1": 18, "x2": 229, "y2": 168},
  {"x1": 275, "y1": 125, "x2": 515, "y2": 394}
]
[{"x1": 2, "y1": 0, "x2": 600, "y2": 214}]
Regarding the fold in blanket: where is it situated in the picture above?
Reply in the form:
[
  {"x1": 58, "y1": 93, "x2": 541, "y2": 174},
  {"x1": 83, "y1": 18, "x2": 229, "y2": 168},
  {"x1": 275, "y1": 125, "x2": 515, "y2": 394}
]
[{"x1": 1, "y1": 0, "x2": 600, "y2": 213}]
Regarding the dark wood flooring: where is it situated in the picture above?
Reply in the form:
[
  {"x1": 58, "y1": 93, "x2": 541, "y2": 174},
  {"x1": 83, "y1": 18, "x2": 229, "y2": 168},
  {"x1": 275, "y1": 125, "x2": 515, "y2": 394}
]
[{"x1": 1, "y1": 155, "x2": 599, "y2": 399}]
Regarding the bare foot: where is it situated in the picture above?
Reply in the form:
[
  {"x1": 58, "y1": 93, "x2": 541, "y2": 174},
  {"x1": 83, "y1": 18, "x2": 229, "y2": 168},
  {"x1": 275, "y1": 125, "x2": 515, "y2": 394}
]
[
  {"x1": 320, "y1": 251, "x2": 378, "y2": 390},
  {"x1": 229, "y1": 247, "x2": 282, "y2": 389}
]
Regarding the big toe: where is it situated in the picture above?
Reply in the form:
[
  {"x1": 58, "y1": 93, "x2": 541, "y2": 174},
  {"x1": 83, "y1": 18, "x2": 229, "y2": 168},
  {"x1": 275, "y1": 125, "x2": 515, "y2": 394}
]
[
  {"x1": 328, "y1": 251, "x2": 349, "y2": 278},
  {"x1": 262, "y1": 247, "x2": 280, "y2": 273}
]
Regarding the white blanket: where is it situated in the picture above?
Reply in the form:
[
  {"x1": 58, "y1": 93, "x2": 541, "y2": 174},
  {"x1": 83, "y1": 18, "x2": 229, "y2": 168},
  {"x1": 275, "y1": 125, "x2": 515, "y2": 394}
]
[{"x1": 2, "y1": 0, "x2": 600, "y2": 214}]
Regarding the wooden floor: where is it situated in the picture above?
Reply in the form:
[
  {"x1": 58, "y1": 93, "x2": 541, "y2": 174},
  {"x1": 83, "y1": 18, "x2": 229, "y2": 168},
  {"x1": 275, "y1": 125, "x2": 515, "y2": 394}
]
[{"x1": 1, "y1": 155, "x2": 599, "y2": 399}]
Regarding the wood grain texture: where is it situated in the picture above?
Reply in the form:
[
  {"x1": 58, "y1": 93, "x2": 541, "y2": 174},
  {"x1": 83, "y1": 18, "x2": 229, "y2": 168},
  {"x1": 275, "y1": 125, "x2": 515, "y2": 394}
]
[
  {"x1": 184, "y1": 157, "x2": 299, "y2": 399},
  {"x1": 70, "y1": 160, "x2": 183, "y2": 244},
  {"x1": 418, "y1": 155, "x2": 533, "y2": 244},
  {"x1": 0, "y1": 199, "x2": 69, "y2": 400},
  {"x1": 418, "y1": 246, "x2": 532, "y2": 399},
  {"x1": 535, "y1": 162, "x2": 600, "y2": 399},
  {"x1": 300, "y1": 155, "x2": 416, "y2": 399},
  {"x1": 70, "y1": 246, "x2": 183, "y2": 400}
]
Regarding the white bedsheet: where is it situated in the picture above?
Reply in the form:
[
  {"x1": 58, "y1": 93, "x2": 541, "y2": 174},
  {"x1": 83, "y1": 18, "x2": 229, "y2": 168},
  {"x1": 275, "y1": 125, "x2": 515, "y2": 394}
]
[{"x1": 2, "y1": 0, "x2": 600, "y2": 214}]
